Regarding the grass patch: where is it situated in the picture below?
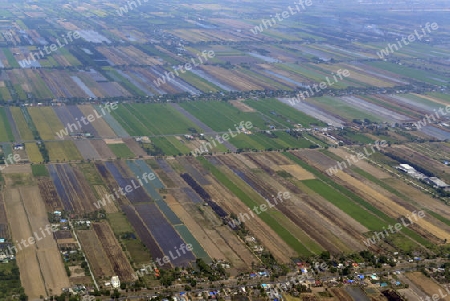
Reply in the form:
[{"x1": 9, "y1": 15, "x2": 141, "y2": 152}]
[
  {"x1": 31, "y1": 164, "x2": 49, "y2": 177},
  {"x1": 108, "y1": 143, "x2": 135, "y2": 158}
]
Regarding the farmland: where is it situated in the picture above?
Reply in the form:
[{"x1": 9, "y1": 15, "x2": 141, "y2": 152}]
[
  {"x1": 0, "y1": 107, "x2": 14, "y2": 142},
  {"x1": 0, "y1": 0, "x2": 450, "y2": 300}
]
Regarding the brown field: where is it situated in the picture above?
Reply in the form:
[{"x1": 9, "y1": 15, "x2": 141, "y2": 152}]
[
  {"x1": 334, "y1": 171, "x2": 450, "y2": 242},
  {"x1": 0, "y1": 164, "x2": 32, "y2": 174},
  {"x1": 218, "y1": 154, "x2": 365, "y2": 254},
  {"x1": 77, "y1": 229, "x2": 114, "y2": 279},
  {"x1": 93, "y1": 222, "x2": 136, "y2": 281},
  {"x1": 94, "y1": 162, "x2": 130, "y2": 207},
  {"x1": 405, "y1": 272, "x2": 450, "y2": 301},
  {"x1": 96, "y1": 46, "x2": 162, "y2": 66},
  {"x1": 279, "y1": 164, "x2": 315, "y2": 180},
  {"x1": 388, "y1": 144, "x2": 450, "y2": 182},
  {"x1": 54, "y1": 164, "x2": 98, "y2": 213},
  {"x1": 90, "y1": 139, "x2": 116, "y2": 159},
  {"x1": 4, "y1": 182, "x2": 69, "y2": 300},
  {"x1": 178, "y1": 156, "x2": 299, "y2": 262},
  {"x1": 93, "y1": 185, "x2": 118, "y2": 213},
  {"x1": 200, "y1": 65, "x2": 264, "y2": 91},
  {"x1": 164, "y1": 194, "x2": 227, "y2": 261},
  {"x1": 37, "y1": 178, "x2": 64, "y2": 211},
  {"x1": 123, "y1": 137, "x2": 147, "y2": 157},
  {"x1": 77, "y1": 105, "x2": 117, "y2": 138},
  {"x1": 104, "y1": 138, "x2": 124, "y2": 145},
  {"x1": 170, "y1": 188, "x2": 253, "y2": 271},
  {"x1": 387, "y1": 178, "x2": 450, "y2": 219},
  {"x1": 330, "y1": 147, "x2": 391, "y2": 179},
  {"x1": 330, "y1": 288, "x2": 353, "y2": 301},
  {"x1": 19, "y1": 187, "x2": 70, "y2": 295},
  {"x1": 229, "y1": 100, "x2": 256, "y2": 112}
]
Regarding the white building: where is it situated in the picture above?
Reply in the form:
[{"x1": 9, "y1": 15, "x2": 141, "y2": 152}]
[{"x1": 111, "y1": 276, "x2": 120, "y2": 289}]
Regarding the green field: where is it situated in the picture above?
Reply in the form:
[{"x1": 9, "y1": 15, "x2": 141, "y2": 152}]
[
  {"x1": 0, "y1": 261, "x2": 26, "y2": 301},
  {"x1": 108, "y1": 212, "x2": 153, "y2": 265},
  {"x1": 284, "y1": 151, "x2": 433, "y2": 251},
  {"x1": 123, "y1": 104, "x2": 201, "y2": 135},
  {"x1": 31, "y1": 164, "x2": 49, "y2": 177},
  {"x1": 367, "y1": 61, "x2": 448, "y2": 85},
  {"x1": 108, "y1": 143, "x2": 135, "y2": 158},
  {"x1": 0, "y1": 107, "x2": 14, "y2": 142},
  {"x1": 180, "y1": 101, "x2": 269, "y2": 131},
  {"x1": 245, "y1": 98, "x2": 326, "y2": 127}
]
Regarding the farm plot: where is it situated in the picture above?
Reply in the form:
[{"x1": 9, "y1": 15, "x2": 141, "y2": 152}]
[
  {"x1": 94, "y1": 162, "x2": 130, "y2": 207},
  {"x1": 0, "y1": 107, "x2": 14, "y2": 142},
  {"x1": 244, "y1": 98, "x2": 325, "y2": 127},
  {"x1": 134, "y1": 203, "x2": 196, "y2": 267},
  {"x1": 104, "y1": 161, "x2": 152, "y2": 204},
  {"x1": 199, "y1": 156, "x2": 313, "y2": 257},
  {"x1": 10, "y1": 107, "x2": 34, "y2": 141},
  {"x1": 66, "y1": 105, "x2": 100, "y2": 136},
  {"x1": 366, "y1": 61, "x2": 448, "y2": 85},
  {"x1": 121, "y1": 205, "x2": 168, "y2": 267},
  {"x1": 3, "y1": 187, "x2": 46, "y2": 300},
  {"x1": 4, "y1": 184, "x2": 69, "y2": 300},
  {"x1": 97, "y1": 46, "x2": 163, "y2": 66},
  {"x1": 28, "y1": 107, "x2": 69, "y2": 140},
  {"x1": 78, "y1": 105, "x2": 117, "y2": 138},
  {"x1": 3, "y1": 107, "x2": 20, "y2": 142},
  {"x1": 37, "y1": 178, "x2": 64, "y2": 212},
  {"x1": 179, "y1": 101, "x2": 268, "y2": 131},
  {"x1": 108, "y1": 143, "x2": 135, "y2": 159},
  {"x1": 405, "y1": 272, "x2": 450, "y2": 301},
  {"x1": 74, "y1": 140, "x2": 101, "y2": 161},
  {"x1": 53, "y1": 105, "x2": 99, "y2": 137},
  {"x1": 164, "y1": 194, "x2": 221, "y2": 263},
  {"x1": 38, "y1": 69, "x2": 88, "y2": 98},
  {"x1": 218, "y1": 154, "x2": 358, "y2": 254},
  {"x1": 285, "y1": 151, "x2": 441, "y2": 250},
  {"x1": 200, "y1": 65, "x2": 264, "y2": 91},
  {"x1": 123, "y1": 104, "x2": 202, "y2": 135},
  {"x1": 77, "y1": 229, "x2": 114, "y2": 279},
  {"x1": 92, "y1": 222, "x2": 136, "y2": 281},
  {"x1": 46, "y1": 141, "x2": 83, "y2": 162},
  {"x1": 93, "y1": 105, "x2": 129, "y2": 138},
  {"x1": 48, "y1": 164, "x2": 98, "y2": 213},
  {"x1": 19, "y1": 186, "x2": 70, "y2": 293},
  {"x1": 123, "y1": 137, "x2": 147, "y2": 157},
  {"x1": 167, "y1": 185, "x2": 255, "y2": 269},
  {"x1": 335, "y1": 171, "x2": 450, "y2": 242},
  {"x1": 25, "y1": 142, "x2": 44, "y2": 163},
  {"x1": 90, "y1": 139, "x2": 115, "y2": 159},
  {"x1": 182, "y1": 157, "x2": 297, "y2": 263}
]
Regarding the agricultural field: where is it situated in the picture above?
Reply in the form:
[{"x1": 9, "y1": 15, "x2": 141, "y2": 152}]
[
  {"x1": 28, "y1": 107, "x2": 64, "y2": 140},
  {"x1": 1, "y1": 1, "x2": 450, "y2": 300},
  {"x1": 0, "y1": 107, "x2": 14, "y2": 142},
  {"x1": 9, "y1": 107, "x2": 34, "y2": 141},
  {"x1": 108, "y1": 142, "x2": 135, "y2": 158},
  {"x1": 46, "y1": 141, "x2": 83, "y2": 162},
  {"x1": 25, "y1": 142, "x2": 44, "y2": 163}
]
